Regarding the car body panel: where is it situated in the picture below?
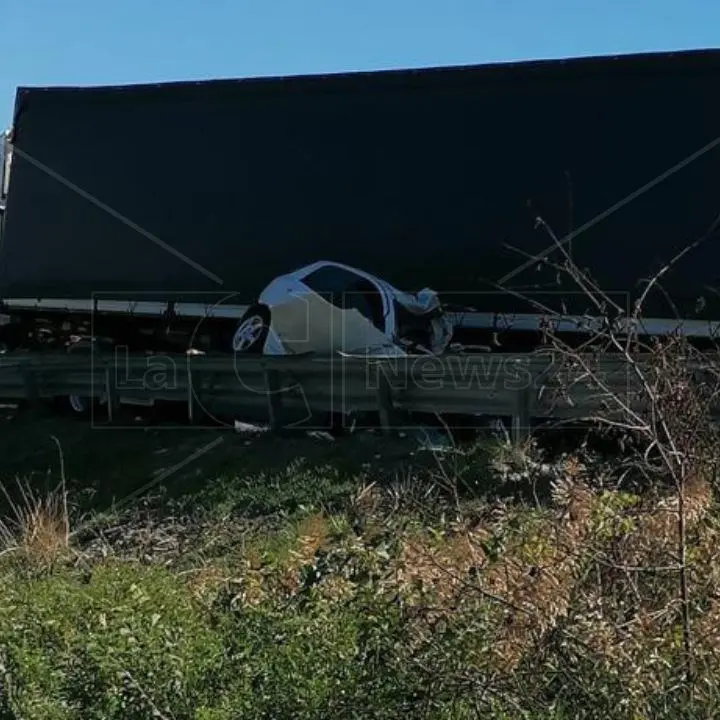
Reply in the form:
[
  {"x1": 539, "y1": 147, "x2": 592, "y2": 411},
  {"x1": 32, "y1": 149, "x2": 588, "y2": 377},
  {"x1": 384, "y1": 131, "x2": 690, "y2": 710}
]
[{"x1": 248, "y1": 261, "x2": 451, "y2": 356}]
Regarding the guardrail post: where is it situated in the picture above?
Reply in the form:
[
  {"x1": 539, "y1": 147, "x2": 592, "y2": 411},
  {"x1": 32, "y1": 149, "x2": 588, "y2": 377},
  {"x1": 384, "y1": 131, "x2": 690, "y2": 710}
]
[
  {"x1": 104, "y1": 362, "x2": 118, "y2": 423},
  {"x1": 375, "y1": 366, "x2": 396, "y2": 435},
  {"x1": 264, "y1": 368, "x2": 285, "y2": 431},
  {"x1": 20, "y1": 362, "x2": 40, "y2": 411},
  {"x1": 187, "y1": 368, "x2": 197, "y2": 423},
  {"x1": 511, "y1": 386, "x2": 531, "y2": 444}
]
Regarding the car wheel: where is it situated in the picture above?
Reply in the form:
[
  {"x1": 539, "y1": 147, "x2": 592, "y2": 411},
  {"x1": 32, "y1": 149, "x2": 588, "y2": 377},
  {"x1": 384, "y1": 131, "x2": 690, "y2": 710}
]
[{"x1": 232, "y1": 304, "x2": 271, "y2": 354}]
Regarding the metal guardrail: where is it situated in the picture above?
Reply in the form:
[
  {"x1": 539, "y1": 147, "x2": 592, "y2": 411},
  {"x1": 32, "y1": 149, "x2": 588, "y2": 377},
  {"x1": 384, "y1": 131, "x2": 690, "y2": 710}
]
[{"x1": 0, "y1": 350, "x2": 693, "y2": 440}]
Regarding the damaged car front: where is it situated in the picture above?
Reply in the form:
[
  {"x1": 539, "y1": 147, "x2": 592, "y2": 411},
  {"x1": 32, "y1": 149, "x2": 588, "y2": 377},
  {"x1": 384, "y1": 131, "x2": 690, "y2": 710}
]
[{"x1": 231, "y1": 261, "x2": 453, "y2": 358}]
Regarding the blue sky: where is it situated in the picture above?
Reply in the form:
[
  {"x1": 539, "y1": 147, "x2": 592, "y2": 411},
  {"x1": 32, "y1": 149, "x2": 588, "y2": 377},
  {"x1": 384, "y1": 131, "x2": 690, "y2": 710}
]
[{"x1": 2, "y1": 0, "x2": 719, "y2": 124}]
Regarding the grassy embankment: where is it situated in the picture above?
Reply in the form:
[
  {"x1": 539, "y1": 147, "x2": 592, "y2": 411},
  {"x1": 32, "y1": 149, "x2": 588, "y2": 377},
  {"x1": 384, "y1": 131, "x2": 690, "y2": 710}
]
[{"x1": 1, "y1": 407, "x2": 719, "y2": 719}]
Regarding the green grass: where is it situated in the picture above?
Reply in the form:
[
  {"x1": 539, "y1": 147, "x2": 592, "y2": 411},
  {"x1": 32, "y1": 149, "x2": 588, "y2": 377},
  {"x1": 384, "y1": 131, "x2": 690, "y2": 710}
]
[{"x1": 1, "y1": 409, "x2": 720, "y2": 718}]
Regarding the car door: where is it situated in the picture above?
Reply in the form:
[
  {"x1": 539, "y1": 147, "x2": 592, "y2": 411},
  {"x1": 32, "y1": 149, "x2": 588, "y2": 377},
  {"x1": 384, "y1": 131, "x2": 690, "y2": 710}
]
[{"x1": 295, "y1": 264, "x2": 391, "y2": 353}]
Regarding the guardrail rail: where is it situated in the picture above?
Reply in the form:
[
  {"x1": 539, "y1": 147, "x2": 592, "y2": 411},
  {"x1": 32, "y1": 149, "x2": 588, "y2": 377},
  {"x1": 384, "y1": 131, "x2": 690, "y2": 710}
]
[{"x1": 0, "y1": 350, "x2": 709, "y2": 440}]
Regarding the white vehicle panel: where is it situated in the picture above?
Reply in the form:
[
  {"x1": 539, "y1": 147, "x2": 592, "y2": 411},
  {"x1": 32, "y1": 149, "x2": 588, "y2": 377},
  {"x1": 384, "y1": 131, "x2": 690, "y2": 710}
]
[
  {"x1": 252, "y1": 262, "x2": 386, "y2": 353},
  {"x1": 235, "y1": 260, "x2": 453, "y2": 357},
  {"x1": 268, "y1": 290, "x2": 392, "y2": 355}
]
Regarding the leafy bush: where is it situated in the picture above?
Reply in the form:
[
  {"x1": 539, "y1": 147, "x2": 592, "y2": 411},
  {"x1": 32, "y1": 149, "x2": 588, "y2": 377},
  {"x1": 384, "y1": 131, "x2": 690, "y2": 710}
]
[{"x1": 0, "y1": 562, "x2": 225, "y2": 719}]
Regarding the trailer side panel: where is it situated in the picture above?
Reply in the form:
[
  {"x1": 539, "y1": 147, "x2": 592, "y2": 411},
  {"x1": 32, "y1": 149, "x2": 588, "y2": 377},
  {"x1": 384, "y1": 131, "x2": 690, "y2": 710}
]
[{"x1": 2, "y1": 50, "x2": 720, "y2": 319}]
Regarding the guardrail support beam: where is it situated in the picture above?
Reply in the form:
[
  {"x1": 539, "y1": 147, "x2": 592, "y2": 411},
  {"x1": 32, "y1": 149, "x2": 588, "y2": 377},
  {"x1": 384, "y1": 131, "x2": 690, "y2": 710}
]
[
  {"x1": 104, "y1": 363, "x2": 118, "y2": 423},
  {"x1": 376, "y1": 371, "x2": 397, "y2": 435},
  {"x1": 187, "y1": 368, "x2": 199, "y2": 423},
  {"x1": 511, "y1": 387, "x2": 531, "y2": 444},
  {"x1": 19, "y1": 364, "x2": 42, "y2": 416},
  {"x1": 264, "y1": 369, "x2": 285, "y2": 431}
]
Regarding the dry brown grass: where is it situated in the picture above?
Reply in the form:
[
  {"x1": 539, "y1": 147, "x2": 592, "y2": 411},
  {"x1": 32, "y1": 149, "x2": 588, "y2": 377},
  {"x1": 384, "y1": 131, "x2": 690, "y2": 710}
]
[
  {"x1": 478, "y1": 475, "x2": 598, "y2": 672},
  {"x1": 394, "y1": 528, "x2": 483, "y2": 608},
  {"x1": 184, "y1": 563, "x2": 228, "y2": 603},
  {"x1": 620, "y1": 474, "x2": 713, "y2": 570},
  {"x1": 0, "y1": 477, "x2": 70, "y2": 568},
  {"x1": 291, "y1": 511, "x2": 330, "y2": 567},
  {"x1": 227, "y1": 559, "x2": 270, "y2": 608}
]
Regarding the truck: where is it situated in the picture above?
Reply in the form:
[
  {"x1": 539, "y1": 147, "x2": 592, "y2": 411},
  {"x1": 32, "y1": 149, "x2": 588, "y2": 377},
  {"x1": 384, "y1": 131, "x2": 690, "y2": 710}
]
[{"x1": 2, "y1": 48, "x2": 720, "y2": 368}]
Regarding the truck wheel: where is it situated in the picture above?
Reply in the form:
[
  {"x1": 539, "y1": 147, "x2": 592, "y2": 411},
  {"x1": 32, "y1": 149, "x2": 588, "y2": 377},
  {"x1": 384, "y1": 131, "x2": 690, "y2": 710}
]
[
  {"x1": 232, "y1": 304, "x2": 271, "y2": 354},
  {"x1": 59, "y1": 339, "x2": 105, "y2": 417}
]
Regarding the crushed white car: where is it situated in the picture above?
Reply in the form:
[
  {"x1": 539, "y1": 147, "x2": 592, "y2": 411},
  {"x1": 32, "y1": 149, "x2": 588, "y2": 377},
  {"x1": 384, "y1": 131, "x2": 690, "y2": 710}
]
[{"x1": 231, "y1": 261, "x2": 454, "y2": 357}]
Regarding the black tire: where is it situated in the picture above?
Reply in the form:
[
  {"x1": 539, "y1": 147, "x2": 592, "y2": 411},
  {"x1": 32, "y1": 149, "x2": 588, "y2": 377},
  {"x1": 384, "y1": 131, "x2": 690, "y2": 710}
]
[
  {"x1": 231, "y1": 304, "x2": 271, "y2": 354},
  {"x1": 56, "y1": 339, "x2": 104, "y2": 418}
]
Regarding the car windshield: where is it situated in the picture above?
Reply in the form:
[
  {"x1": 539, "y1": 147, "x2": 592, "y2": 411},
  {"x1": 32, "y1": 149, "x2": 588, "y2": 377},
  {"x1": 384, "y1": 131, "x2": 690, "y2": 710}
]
[{"x1": 302, "y1": 266, "x2": 386, "y2": 331}]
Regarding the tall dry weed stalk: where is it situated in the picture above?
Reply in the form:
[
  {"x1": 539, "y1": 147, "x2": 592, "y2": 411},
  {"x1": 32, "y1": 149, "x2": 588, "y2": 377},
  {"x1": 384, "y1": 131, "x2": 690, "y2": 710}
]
[
  {"x1": 522, "y1": 216, "x2": 720, "y2": 697},
  {"x1": 393, "y1": 217, "x2": 720, "y2": 711},
  {"x1": 0, "y1": 435, "x2": 70, "y2": 568}
]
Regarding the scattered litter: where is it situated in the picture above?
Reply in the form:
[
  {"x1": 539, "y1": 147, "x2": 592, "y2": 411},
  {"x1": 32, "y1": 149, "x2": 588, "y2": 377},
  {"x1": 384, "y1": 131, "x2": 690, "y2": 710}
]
[
  {"x1": 306, "y1": 431, "x2": 335, "y2": 442},
  {"x1": 405, "y1": 426, "x2": 455, "y2": 454},
  {"x1": 233, "y1": 420, "x2": 269, "y2": 435}
]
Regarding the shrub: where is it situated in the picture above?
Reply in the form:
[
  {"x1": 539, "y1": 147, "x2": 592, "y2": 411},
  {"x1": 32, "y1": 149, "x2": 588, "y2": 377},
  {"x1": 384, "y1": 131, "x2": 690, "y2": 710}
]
[{"x1": 0, "y1": 562, "x2": 225, "y2": 719}]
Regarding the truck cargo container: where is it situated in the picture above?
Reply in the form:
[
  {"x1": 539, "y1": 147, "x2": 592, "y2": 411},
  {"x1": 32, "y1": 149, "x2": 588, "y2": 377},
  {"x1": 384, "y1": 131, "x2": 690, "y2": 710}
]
[{"x1": 2, "y1": 48, "x2": 720, "y2": 357}]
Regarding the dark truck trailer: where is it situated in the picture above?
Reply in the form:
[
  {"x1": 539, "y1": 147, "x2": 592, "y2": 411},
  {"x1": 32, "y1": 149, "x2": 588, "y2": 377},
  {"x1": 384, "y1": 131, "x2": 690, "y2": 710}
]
[{"x1": 2, "y1": 49, "x2": 720, "y2": 330}]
